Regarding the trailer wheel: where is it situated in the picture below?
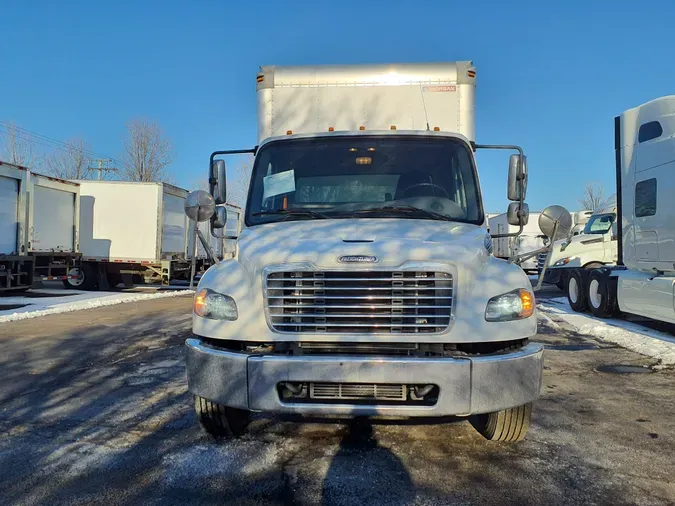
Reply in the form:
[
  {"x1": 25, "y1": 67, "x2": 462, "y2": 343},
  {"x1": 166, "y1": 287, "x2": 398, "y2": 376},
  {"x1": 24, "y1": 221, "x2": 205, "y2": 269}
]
[
  {"x1": 567, "y1": 269, "x2": 588, "y2": 312},
  {"x1": 471, "y1": 403, "x2": 532, "y2": 442},
  {"x1": 194, "y1": 396, "x2": 250, "y2": 438},
  {"x1": 64, "y1": 264, "x2": 97, "y2": 291},
  {"x1": 587, "y1": 269, "x2": 618, "y2": 318}
]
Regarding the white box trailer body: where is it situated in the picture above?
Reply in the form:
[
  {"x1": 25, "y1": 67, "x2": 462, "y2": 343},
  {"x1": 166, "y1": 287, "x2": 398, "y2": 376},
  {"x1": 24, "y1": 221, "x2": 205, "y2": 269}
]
[
  {"x1": 27, "y1": 172, "x2": 81, "y2": 283},
  {"x1": 188, "y1": 204, "x2": 242, "y2": 261},
  {"x1": 0, "y1": 161, "x2": 32, "y2": 291},
  {"x1": 488, "y1": 212, "x2": 542, "y2": 259},
  {"x1": 257, "y1": 62, "x2": 476, "y2": 144},
  {"x1": 188, "y1": 62, "x2": 542, "y2": 443},
  {"x1": 73, "y1": 181, "x2": 193, "y2": 289}
]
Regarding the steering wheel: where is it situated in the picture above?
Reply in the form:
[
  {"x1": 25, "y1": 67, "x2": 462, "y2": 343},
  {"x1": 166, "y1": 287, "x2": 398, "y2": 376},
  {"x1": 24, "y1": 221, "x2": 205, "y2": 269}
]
[{"x1": 401, "y1": 182, "x2": 450, "y2": 199}]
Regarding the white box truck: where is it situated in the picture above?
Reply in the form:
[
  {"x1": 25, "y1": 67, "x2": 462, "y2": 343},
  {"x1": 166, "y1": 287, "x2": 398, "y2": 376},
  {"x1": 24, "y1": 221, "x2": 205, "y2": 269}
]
[
  {"x1": 0, "y1": 161, "x2": 32, "y2": 291},
  {"x1": 27, "y1": 172, "x2": 81, "y2": 284},
  {"x1": 70, "y1": 181, "x2": 194, "y2": 289},
  {"x1": 489, "y1": 211, "x2": 544, "y2": 272},
  {"x1": 186, "y1": 62, "x2": 551, "y2": 443},
  {"x1": 566, "y1": 97, "x2": 675, "y2": 322}
]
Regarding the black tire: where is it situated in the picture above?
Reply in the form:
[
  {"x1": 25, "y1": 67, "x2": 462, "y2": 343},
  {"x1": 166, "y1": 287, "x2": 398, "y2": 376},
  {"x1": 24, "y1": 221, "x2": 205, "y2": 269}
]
[
  {"x1": 567, "y1": 269, "x2": 588, "y2": 312},
  {"x1": 64, "y1": 264, "x2": 97, "y2": 290},
  {"x1": 555, "y1": 271, "x2": 568, "y2": 291},
  {"x1": 471, "y1": 403, "x2": 532, "y2": 442},
  {"x1": 194, "y1": 395, "x2": 250, "y2": 438},
  {"x1": 587, "y1": 269, "x2": 618, "y2": 318}
]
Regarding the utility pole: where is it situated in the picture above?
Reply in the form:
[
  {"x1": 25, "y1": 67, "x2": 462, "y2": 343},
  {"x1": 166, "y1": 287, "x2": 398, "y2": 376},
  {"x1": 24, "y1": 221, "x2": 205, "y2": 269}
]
[{"x1": 88, "y1": 159, "x2": 118, "y2": 180}]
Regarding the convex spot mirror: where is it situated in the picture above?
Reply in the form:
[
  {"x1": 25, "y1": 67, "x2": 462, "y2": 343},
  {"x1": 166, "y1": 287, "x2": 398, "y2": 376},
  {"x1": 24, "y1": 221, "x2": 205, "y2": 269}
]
[
  {"x1": 507, "y1": 154, "x2": 528, "y2": 201},
  {"x1": 507, "y1": 202, "x2": 529, "y2": 226},
  {"x1": 539, "y1": 205, "x2": 572, "y2": 241},
  {"x1": 211, "y1": 159, "x2": 227, "y2": 205},
  {"x1": 185, "y1": 190, "x2": 216, "y2": 222}
]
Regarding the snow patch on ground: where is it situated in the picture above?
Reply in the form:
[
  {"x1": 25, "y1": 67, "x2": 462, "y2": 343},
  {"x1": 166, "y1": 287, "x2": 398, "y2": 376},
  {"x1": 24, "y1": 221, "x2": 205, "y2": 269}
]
[
  {"x1": 0, "y1": 289, "x2": 193, "y2": 323},
  {"x1": 539, "y1": 300, "x2": 675, "y2": 367}
]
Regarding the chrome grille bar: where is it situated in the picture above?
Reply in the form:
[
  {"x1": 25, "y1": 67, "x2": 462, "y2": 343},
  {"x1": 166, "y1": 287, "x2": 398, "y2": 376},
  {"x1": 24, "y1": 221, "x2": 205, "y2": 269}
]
[{"x1": 265, "y1": 270, "x2": 453, "y2": 334}]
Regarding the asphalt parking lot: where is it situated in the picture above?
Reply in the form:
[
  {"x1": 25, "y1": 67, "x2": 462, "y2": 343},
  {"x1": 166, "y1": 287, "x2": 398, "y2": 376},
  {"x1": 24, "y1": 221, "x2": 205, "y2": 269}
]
[{"x1": 0, "y1": 294, "x2": 673, "y2": 505}]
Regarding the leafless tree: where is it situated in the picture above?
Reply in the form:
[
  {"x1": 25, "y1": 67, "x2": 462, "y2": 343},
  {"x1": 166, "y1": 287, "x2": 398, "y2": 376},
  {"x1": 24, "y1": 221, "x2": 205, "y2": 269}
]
[
  {"x1": 45, "y1": 138, "x2": 92, "y2": 179},
  {"x1": 121, "y1": 119, "x2": 173, "y2": 182},
  {"x1": 579, "y1": 182, "x2": 605, "y2": 211},
  {"x1": 0, "y1": 122, "x2": 36, "y2": 167},
  {"x1": 226, "y1": 157, "x2": 253, "y2": 207}
]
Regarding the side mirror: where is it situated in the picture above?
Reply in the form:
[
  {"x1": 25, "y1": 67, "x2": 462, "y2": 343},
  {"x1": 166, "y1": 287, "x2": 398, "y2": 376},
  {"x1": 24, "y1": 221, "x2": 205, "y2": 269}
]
[
  {"x1": 210, "y1": 160, "x2": 227, "y2": 205},
  {"x1": 507, "y1": 202, "x2": 529, "y2": 226},
  {"x1": 507, "y1": 154, "x2": 528, "y2": 201},
  {"x1": 539, "y1": 205, "x2": 572, "y2": 241},
  {"x1": 211, "y1": 206, "x2": 227, "y2": 229}
]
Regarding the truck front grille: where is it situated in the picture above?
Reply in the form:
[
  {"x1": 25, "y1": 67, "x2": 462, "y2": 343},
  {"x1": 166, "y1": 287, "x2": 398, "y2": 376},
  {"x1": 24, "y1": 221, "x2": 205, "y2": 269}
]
[
  {"x1": 265, "y1": 270, "x2": 453, "y2": 334},
  {"x1": 310, "y1": 382, "x2": 406, "y2": 401}
]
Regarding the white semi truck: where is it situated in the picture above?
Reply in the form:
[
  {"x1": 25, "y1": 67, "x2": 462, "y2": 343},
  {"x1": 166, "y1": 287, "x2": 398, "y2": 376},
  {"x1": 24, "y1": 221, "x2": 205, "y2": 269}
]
[
  {"x1": 0, "y1": 162, "x2": 81, "y2": 291},
  {"x1": 539, "y1": 197, "x2": 617, "y2": 289},
  {"x1": 186, "y1": 62, "x2": 562, "y2": 443},
  {"x1": 566, "y1": 96, "x2": 675, "y2": 323}
]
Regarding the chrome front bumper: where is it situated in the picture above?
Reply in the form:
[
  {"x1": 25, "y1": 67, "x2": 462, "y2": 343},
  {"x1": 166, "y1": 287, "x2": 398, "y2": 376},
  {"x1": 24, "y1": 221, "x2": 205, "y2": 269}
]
[{"x1": 185, "y1": 338, "x2": 544, "y2": 417}]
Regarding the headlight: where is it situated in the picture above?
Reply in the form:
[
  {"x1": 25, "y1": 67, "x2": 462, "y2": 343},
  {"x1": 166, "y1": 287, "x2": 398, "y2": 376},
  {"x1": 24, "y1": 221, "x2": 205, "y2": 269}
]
[
  {"x1": 485, "y1": 289, "x2": 534, "y2": 322},
  {"x1": 553, "y1": 257, "x2": 572, "y2": 267},
  {"x1": 194, "y1": 288, "x2": 238, "y2": 320}
]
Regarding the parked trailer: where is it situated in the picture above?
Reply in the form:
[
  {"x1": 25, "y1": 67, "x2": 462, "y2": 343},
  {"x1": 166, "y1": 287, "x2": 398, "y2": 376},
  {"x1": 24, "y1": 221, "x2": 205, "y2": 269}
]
[
  {"x1": 70, "y1": 181, "x2": 193, "y2": 290},
  {"x1": 0, "y1": 161, "x2": 32, "y2": 291},
  {"x1": 188, "y1": 204, "x2": 242, "y2": 262},
  {"x1": 27, "y1": 172, "x2": 81, "y2": 284},
  {"x1": 488, "y1": 211, "x2": 544, "y2": 272}
]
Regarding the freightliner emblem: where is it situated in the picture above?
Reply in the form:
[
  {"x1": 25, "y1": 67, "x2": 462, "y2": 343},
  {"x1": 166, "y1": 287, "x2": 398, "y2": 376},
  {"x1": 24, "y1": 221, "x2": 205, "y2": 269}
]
[{"x1": 338, "y1": 255, "x2": 379, "y2": 263}]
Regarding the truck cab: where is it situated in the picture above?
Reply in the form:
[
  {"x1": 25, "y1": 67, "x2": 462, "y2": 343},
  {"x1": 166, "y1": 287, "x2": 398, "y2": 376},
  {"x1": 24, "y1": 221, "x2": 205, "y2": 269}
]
[
  {"x1": 540, "y1": 197, "x2": 617, "y2": 288},
  {"x1": 186, "y1": 62, "x2": 548, "y2": 443}
]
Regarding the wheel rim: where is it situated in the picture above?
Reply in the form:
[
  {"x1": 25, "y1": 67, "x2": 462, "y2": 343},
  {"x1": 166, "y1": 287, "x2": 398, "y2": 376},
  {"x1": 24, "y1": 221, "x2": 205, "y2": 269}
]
[
  {"x1": 569, "y1": 277, "x2": 578, "y2": 303},
  {"x1": 67, "y1": 267, "x2": 84, "y2": 287},
  {"x1": 589, "y1": 279, "x2": 602, "y2": 309}
]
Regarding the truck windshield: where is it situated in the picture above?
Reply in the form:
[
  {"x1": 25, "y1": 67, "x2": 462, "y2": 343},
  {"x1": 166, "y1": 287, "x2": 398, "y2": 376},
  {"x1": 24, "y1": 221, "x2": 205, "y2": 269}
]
[
  {"x1": 583, "y1": 213, "x2": 615, "y2": 235},
  {"x1": 245, "y1": 135, "x2": 483, "y2": 226}
]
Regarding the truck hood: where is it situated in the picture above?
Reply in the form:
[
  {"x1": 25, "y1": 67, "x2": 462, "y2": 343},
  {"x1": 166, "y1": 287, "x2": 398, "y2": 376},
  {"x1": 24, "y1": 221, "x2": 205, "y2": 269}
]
[
  {"x1": 237, "y1": 218, "x2": 489, "y2": 271},
  {"x1": 548, "y1": 233, "x2": 606, "y2": 266},
  {"x1": 196, "y1": 217, "x2": 536, "y2": 344}
]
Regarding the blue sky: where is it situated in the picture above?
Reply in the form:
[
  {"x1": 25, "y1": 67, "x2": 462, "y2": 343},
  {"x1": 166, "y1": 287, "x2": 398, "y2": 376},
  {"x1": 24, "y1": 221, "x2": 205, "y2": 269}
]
[{"x1": 2, "y1": 0, "x2": 674, "y2": 213}]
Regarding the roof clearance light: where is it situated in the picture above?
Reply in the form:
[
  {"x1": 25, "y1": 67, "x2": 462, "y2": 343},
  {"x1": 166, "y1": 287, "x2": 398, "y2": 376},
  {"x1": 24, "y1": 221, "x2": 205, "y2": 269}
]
[
  {"x1": 355, "y1": 157, "x2": 372, "y2": 165},
  {"x1": 390, "y1": 125, "x2": 396, "y2": 130},
  {"x1": 349, "y1": 147, "x2": 358, "y2": 152},
  {"x1": 359, "y1": 126, "x2": 366, "y2": 130},
  {"x1": 433, "y1": 127, "x2": 440, "y2": 131},
  {"x1": 257, "y1": 75, "x2": 264, "y2": 83},
  {"x1": 286, "y1": 130, "x2": 293, "y2": 135},
  {"x1": 367, "y1": 147, "x2": 375, "y2": 152},
  {"x1": 328, "y1": 127, "x2": 335, "y2": 132},
  {"x1": 468, "y1": 70, "x2": 476, "y2": 78}
]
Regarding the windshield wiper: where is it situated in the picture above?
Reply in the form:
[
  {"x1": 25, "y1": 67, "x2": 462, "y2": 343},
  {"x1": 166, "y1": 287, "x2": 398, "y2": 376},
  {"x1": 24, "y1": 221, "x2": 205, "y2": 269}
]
[
  {"x1": 347, "y1": 205, "x2": 453, "y2": 221},
  {"x1": 253, "y1": 208, "x2": 330, "y2": 219}
]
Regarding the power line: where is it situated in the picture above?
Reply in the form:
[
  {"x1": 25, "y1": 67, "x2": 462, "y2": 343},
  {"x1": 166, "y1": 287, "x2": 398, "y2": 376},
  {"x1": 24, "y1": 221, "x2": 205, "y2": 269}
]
[
  {"x1": 0, "y1": 121, "x2": 122, "y2": 165},
  {"x1": 88, "y1": 159, "x2": 120, "y2": 180}
]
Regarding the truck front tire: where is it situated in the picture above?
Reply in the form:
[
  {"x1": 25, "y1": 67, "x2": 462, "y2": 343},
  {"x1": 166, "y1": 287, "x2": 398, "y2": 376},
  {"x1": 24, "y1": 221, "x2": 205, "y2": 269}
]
[
  {"x1": 194, "y1": 395, "x2": 250, "y2": 438},
  {"x1": 471, "y1": 403, "x2": 532, "y2": 442},
  {"x1": 587, "y1": 270, "x2": 618, "y2": 318},
  {"x1": 567, "y1": 269, "x2": 588, "y2": 312}
]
